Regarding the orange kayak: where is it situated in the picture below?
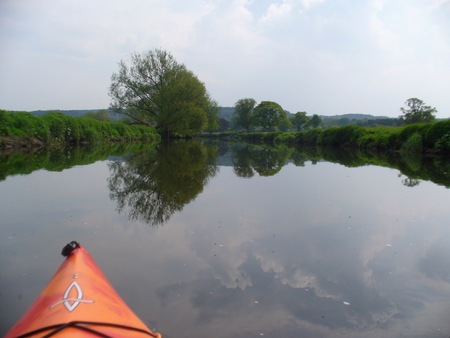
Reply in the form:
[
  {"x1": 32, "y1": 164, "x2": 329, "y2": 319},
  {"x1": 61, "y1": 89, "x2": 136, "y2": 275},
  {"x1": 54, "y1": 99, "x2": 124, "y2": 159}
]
[{"x1": 5, "y1": 241, "x2": 162, "y2": 338}]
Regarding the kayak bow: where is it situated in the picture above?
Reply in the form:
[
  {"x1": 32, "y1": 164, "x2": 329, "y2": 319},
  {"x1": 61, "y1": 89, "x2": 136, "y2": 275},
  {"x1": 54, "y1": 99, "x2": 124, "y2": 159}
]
[{"x1": 5, "y1": 241, "x2": 162, "y2": 338}]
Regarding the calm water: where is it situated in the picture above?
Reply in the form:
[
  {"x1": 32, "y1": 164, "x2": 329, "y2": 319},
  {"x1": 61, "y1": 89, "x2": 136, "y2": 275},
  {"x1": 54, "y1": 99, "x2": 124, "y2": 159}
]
[{"x1": 1, "y1": 141, "x2": 450, "y2": 338}]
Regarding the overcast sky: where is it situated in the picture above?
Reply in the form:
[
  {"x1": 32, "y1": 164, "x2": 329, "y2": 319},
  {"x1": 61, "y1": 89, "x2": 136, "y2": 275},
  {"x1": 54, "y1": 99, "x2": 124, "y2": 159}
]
[{"x1": 0, "y1": 0, "x2": 449, "y2": 118}]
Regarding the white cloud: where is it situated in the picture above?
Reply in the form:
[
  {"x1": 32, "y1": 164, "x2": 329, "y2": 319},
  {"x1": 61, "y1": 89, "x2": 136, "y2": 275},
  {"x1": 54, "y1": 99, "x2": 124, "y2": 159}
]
[
  {"x1": 260, "y1": 2, "x2": 292, "y2": 22},
  {"x1": 370, "y1": 12, "x2": 400, "y2": 54},
  {"x1": 301, "y1": 0, "x2": 325, "y2": 10},
  {"x1": 0, "y1": 0, "x2": 449, "y2": 117}
]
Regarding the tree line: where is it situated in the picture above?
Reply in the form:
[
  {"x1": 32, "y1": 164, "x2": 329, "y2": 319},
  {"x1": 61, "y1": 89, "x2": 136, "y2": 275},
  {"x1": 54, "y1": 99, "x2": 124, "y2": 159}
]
[{"x1": 107, "y1": 48, "x2": 440, "y2": 138}]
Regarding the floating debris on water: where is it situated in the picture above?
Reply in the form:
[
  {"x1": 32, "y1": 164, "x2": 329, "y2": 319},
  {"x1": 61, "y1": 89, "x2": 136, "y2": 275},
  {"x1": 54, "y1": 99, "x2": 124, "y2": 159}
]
[{"x1": 343, "y1": 301, "x2": 350, "y2": 305}]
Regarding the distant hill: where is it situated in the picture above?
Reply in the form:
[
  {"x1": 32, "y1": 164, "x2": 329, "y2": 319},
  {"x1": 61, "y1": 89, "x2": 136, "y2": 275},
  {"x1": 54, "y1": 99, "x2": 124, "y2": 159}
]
[
  {"x1": 20, "y1": 109, "x2": 393, "y2": 122},
  {"x1": 322, "y1": 113, "x2": 390, "y2": 120}
]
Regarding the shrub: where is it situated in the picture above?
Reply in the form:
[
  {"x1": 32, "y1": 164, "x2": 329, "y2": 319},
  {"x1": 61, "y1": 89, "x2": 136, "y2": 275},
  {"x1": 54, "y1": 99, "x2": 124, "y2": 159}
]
[
  {"x1": 434, "y1": 133, "x2": 450, "y2": 153},
  {"x1": 400, "y1": 132, "x2": 423, "y2": 154},
  {"x1": 303, "y1": 128, "x2": 323, "y2": 144},
  {"x1": 0, "y1": 111, "x2": 160, "y2": 147},
  {"x1": 424, "y1": 120, "x2": 450, "y2": 148}
]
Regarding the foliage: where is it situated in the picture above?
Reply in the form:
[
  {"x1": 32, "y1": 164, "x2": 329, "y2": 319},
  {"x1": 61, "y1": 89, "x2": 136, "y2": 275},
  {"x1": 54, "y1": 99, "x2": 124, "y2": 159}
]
[
  {"x1": 320, "y1": 125, "x2": 367, "y2": 147},
  {"x1": 252, "y1": 101, "x2": 291, "y2": 132},
  {"x1": 274, "y1": 132, "x2": 296, "y2": 144},
  {"x1": 217, "y1": 117, "x2": 230, "y2": 132},
  {"x1": 109, "y1": 48, "x2": 216, "y2": 138},
  {"x1": 400, "y1": 132, "x2": 423, "y2": 154},
  {"x1": 289, "y1": 112, "x2": 309, "y2": 131},
  {"x1": 85, "y1": 110, "x2": 111, "y2": 122},
  {"x1": 232, "y1": 98, "x2": 256, "y2": 133},
  {"x1": 204, "y1": 97, "x2": 220, "y2": 133},
  {"x1": 399, "y1": 98, "x2": 437, "y2": 125},
  {"x1": 423, "y1": 119, "x2": 450, "y2": 148},
  {"x1": 310, "y1": 114, "x2": 322, "y2": 128},
  {"x1": 198, "y1": 117, "x2": 450, "y2": 155},
  {"x1": 0, "y1": 110, "x2": 160, "y2": 148},
  {"x1": 434, "y1": 133, "x2": 450, "y2": 153},
  {"x1": 303, "y1": 128, "x2": 323, "y2": 144}
]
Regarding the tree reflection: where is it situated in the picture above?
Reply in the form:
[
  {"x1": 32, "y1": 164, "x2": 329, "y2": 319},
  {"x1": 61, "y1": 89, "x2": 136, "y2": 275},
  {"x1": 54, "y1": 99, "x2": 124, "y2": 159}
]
[
  {"x1": 230, "y1": 145, "x2": 291, "y2": 178},
  {"x1": 250, "y1": 147, "x2": 290, "y2": 176},
  {"x1": 231, "y1": 145, "x2": 254, "y2": 178},
  {"x1": 399, "y1": 174, "x2": 421, "y2": 187},
  {"x1": 108, "y1": 140, "x2": 219, "y2": 226}
]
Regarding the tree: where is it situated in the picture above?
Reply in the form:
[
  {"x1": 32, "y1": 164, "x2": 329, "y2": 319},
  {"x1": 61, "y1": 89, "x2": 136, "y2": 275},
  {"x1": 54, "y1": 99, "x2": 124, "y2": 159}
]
[
  {"x1": 109, "y1": 48, "x2": 216, "y2": 138},
  {"x1": 217, "y1": 117, "x2": 229, "y2": 132},
  {"x1": 205, "y1": 97, "x2": 220, "y2": 133},
  {"x1": 232, "y1": 98, "x2": 256, "y2": 133},
  {"x1": 252, "y1": 101, "x2": 290, "y2": 132},
  {"x1": 310, "y1": 114, "x2": 322, "y2": 128},
  {"x1": 290, "y1": 111, "x2": 310, "y2": 131},
  {"x1": 399, "y1": 98, "x2": 436, "y2": 125},
  {"x1": 84, "y1": 110, "x2": 111, "y2": 122}
]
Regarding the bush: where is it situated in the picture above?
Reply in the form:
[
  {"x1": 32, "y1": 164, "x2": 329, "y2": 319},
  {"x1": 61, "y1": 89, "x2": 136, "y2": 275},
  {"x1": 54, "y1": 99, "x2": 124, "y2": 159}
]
[
  {"x1": 0, "y1": 111, "x2": 160, "y2": 147},
  {"x1": 320, "y1": 125, "x2": 367, "y2": 147},
  {"x1": 424, "y1": 119, "x2": 450, "y2": 148},
  {"x1": 434, "y1": 133, "x2": 450, "y2": 153},
  {"x1": 400, "y1": 132, "x2": 423, "y2": 154},
  {"x1": 303, "y1": 128, "x2": 323, "y2": 144}
]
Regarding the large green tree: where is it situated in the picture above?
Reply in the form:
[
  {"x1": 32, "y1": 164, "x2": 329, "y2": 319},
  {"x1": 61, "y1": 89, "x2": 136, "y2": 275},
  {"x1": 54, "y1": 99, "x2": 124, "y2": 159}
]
[
  {"x1": 290, "y1": 111, "x2": 310, "y2": 131},
  {"x1": 109, "y1": 48, "x2": 216, "y2": 138},
  {"x1": 252, "y1": 101, "x2": 290, "y2": 132},
  {"x1": 399, "y1": 98, "x2": 437, "y2": 125},
  {"x1": 232, "y1": 98, "x2": 256, "y2": 133}
]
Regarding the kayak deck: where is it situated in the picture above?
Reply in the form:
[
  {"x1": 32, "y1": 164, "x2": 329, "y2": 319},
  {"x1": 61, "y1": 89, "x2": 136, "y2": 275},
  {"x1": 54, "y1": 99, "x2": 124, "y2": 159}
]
[{"x1": 5, "y1": 242, "x2": 162, "y2": 338}]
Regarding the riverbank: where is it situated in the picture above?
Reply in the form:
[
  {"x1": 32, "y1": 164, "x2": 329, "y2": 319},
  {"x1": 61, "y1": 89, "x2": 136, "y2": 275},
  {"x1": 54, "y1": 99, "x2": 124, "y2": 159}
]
[
  {"x1": 0, "y1": 110, "x2": 160, "y2": 150},
  {"x1": 201, "y1": 120, "x2": 450, "y2": 154}
]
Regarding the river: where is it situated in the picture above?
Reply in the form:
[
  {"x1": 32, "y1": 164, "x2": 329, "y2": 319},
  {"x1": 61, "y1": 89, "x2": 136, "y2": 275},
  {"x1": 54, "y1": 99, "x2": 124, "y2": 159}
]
[{"x1": 1, "y1": 140, "x2": 450, "y2": 338}]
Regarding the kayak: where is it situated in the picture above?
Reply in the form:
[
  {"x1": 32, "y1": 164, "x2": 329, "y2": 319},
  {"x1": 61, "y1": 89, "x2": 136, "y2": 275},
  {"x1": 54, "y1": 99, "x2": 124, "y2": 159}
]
[{"x1": 5, "y1": 241, "x2": 162, "y2": 338}]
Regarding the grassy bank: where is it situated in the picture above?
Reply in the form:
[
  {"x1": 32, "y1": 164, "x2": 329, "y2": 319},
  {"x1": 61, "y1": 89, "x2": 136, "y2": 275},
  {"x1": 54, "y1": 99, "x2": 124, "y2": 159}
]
[
  {"x1": 0, "y1": 110, "x2": 160, "y2": 149},
  {"x1": 202, "y1": 120, "x2": 450, "y2": 154}
]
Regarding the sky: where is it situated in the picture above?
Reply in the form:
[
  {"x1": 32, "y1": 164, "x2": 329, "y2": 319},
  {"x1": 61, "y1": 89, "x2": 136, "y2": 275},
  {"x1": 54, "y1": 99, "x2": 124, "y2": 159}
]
[{"x1": 0, "y1": 0, "x2": 449, "y2": 118}]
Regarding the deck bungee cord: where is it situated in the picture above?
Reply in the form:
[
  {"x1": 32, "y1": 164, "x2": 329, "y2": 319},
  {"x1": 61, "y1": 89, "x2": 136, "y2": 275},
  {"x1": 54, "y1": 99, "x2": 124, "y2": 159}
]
[{"x1": 5, "y1": 241, "x2": 162, "y2": 338}]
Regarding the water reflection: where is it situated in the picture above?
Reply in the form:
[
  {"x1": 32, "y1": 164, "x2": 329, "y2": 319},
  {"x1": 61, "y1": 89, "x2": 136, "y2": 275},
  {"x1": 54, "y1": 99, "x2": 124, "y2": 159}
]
[
  {"x1": 1, "y1": 141, "x2": 449, "y2": 189},
  {"x1": 0, "y1": 142, "x2": 157, "y2": 181},
  {"x1": 107, "y1": 140, "x2": 219, "y2": 225},
  {"x1": 2, "y1": 140, "x2": 450, "y2": 338}
]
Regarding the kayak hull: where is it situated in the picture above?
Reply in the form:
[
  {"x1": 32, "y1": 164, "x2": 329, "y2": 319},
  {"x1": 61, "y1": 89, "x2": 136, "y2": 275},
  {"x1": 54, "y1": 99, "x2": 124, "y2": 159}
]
[{"x1": 5, "y1": 243, "x2": 161, "y2": 338}]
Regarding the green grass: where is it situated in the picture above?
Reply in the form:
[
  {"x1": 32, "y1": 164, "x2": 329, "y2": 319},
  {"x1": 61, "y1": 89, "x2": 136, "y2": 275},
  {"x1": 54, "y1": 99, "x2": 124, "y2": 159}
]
[
  {"x1": 0, "y1": 110, "x2": 160, "y2": 146},
  {"x1": 201, "y1": 120, "x2": 450, "y2": 154}
]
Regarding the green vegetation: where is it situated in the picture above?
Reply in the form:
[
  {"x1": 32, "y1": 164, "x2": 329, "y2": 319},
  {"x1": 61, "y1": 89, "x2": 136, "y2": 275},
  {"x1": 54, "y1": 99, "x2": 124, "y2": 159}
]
[
  {"x1": 289, "y1": 111, "x2": 309, "y2": 131},
  {"x1": 252, "y1": 101, "x2": 291, "y2": 132},
  {"x1": 399, "y1": 98, "x2": 436, "y2": 125},
  {"x1": 84, "y1": 109, "x2": 112, "y2": 122},
  {"x1": 202, "y1": 119, "x2": 450, "y2": 154},
  {"x1": 232, "y1": 98, "x2": 257, "y2": 133},
  {"x1": 0, "y1": 110, "x2": 160, "y2": 149},
  {"x1": 109, "y1": 48, "x2": 218, "y2": 138}
]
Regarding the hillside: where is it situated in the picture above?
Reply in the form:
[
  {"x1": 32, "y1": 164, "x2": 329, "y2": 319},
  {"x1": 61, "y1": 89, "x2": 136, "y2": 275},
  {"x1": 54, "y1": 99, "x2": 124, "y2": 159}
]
[{"x1": 21, "y1": 108, "x2": 399, "y2": 122}]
